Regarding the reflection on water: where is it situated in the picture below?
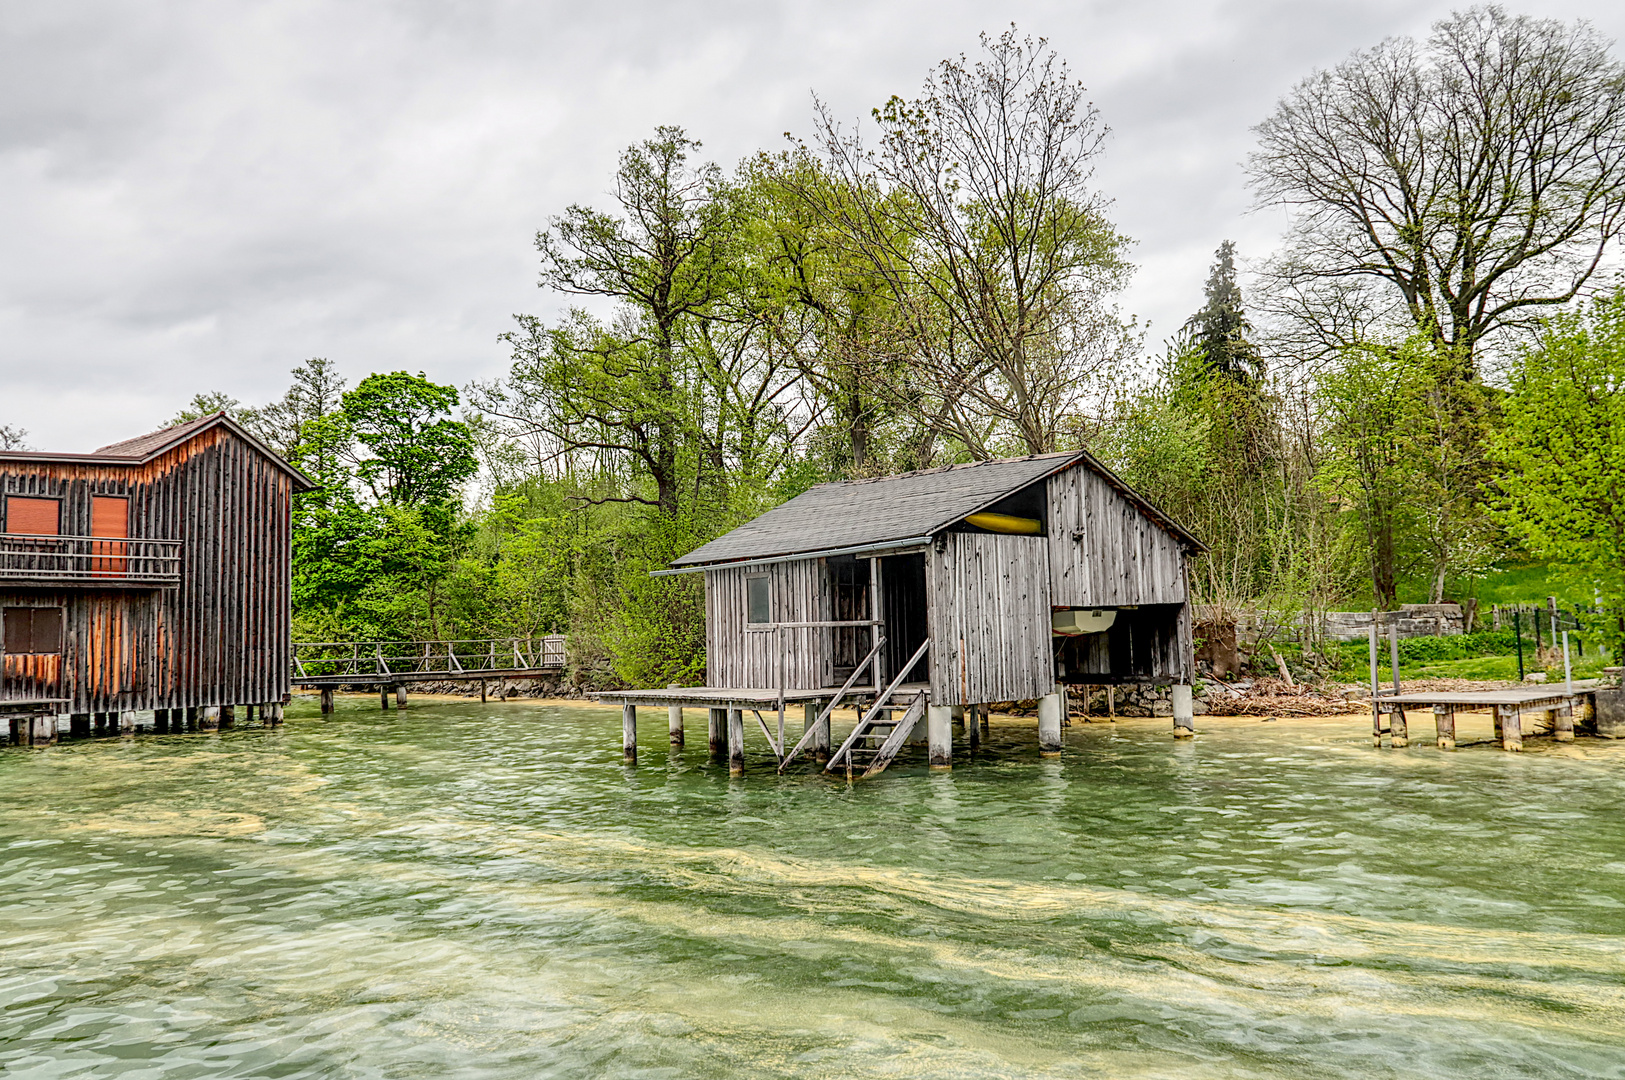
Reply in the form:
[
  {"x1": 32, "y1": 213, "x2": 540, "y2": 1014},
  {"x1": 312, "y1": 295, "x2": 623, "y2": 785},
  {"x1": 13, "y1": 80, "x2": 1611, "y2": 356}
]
[{"x1": 3, "y1": 699, "x2": 1625, "y2": 1078}]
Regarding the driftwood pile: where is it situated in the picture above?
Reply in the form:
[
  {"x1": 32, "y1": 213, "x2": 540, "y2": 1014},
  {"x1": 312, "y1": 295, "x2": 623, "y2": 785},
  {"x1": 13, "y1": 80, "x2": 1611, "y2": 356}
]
[{"x1": 1202, "y1": 676, "x2": 1358, "y2": 717}]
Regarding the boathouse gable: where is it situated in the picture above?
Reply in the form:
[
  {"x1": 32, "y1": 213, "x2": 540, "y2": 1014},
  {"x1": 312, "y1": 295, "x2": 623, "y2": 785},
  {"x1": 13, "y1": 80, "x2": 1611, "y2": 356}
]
[{"x1": 1, "y1": 413, "x2": 312, "y2": 718}]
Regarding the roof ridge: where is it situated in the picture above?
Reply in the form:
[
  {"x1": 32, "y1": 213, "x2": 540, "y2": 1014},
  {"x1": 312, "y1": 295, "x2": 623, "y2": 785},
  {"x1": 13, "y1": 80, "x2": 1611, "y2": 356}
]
[{"x1": 835, "y1": 450, "x2": 1082, "y2": 487}]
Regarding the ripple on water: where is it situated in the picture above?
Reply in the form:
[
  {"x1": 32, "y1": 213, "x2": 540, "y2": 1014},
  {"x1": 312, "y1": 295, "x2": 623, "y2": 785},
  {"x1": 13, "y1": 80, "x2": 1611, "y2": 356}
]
[{"x1": 3, "y1": 700, "x2": 1625, "y2": 1078}]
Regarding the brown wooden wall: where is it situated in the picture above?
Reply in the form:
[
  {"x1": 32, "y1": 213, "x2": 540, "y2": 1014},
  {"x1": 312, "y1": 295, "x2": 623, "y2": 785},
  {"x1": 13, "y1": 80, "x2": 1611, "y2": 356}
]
[
  {"x1": 0, "y1": 425, "x2": 294, "y2": 711},
  {"x1": 705, "y1": 561, "x2": 830, "y2": 690},
  {"x1": 1046, "y1": 467, "x2": 1187, "y2": 607},
  {"x1": 926, "y1": 533, "x2": 1053, "y2": 706}
]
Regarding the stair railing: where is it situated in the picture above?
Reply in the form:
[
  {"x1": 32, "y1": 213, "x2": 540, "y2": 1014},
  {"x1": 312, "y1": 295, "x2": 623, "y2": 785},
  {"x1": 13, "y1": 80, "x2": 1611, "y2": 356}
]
[
  {"x1": 777, "y1": 635, "x2": 886, "y2": 772},
  {"x1": 825, "y1": 637, "x2": 931, "y2": 773}
]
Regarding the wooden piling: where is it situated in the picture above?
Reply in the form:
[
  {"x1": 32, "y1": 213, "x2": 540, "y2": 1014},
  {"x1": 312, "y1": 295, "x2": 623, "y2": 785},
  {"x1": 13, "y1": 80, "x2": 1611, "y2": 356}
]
[
  {"x1": 119, "y1": 711, "x2": 136, "y2": 733},
  {"x1": 396, "y1": 685, "x2": 408, "y2": 710},
  {"x1": 1555, "y1": 699, "x2": 1575, "y2": 743},
  {"x1": 1389, "y1": 706, "x2": 1408, "y2": 748},
  {"x1": 153, "y1": 709, "x2": 169, "y2": 734},
  {"x1": 479, "y1": 680, "x2": 487, "y2": 703},
  {"x1": 928, "y1": 704, "x2": 953, "y2": 769},
  {"x1": 707, "y1": 707, "x2": 725, "y2": 758},
  {"x1": 69, "y1": 713, "x2": 91, "y2": 739},
  {"x1": 727, "y1": 707, "x2": 745, "y2": 776},
  {"x1": 967, "y1": 703, "x2": 981, "y2": 749},
  {"x1": 320, "y1": 688, "x2": 334, "y2": 714},
  {"x1": 200, "y1": 706, "x2": 220, "y2": 731},
  {"x1": 979, "y1": 703, "x2": 990, "y2": 735},
  {"x1": 1434, "y1": 705, "x2": 1456, "y2": 750},
  {"x1": 622, "y1": 703, "x2": 637, "y2": 764},
  {"x1": 1037, "y1": 688, "x2": 1063, "y2": 756},
  {"x1": 668, "y1": 685, "x2": 683, "y2": 747},
  {"x1": 380, "y1": 686, "x2": 391, "y2": 710},
  {"x1": 1498, "y1": 705, "x2": 1522, "y2": 751},
  {"x1": 219, "y1": 705, "x2": 235, "y2": 731},
  {"x1": 805, "y1": 701, "x2": 830, "y2": 762}
]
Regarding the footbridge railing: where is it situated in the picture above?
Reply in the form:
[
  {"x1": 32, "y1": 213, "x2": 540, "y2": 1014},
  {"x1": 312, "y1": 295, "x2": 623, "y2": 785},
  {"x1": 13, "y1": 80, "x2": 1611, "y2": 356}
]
[{"x1": 292, "y1": 636, "x2": 567, "y2": 681}]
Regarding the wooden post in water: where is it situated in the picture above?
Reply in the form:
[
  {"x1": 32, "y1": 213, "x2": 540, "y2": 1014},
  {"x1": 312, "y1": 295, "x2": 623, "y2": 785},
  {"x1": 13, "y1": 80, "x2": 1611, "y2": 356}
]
[
  {"x1": 380, "y1": 686, "x2": 390, "y2": 710},
  {"x1": 621, "y1": 703, "x2": 637, "y2": 764},
  {"x1": 152, "y1": 709, "x2": 169, "y2": 734},
  {"x1": 979, "y1": 703, "x2": 991, "y2": 736},
  {"x1": 1172, "y1": 684, "x2": 1194, "y2": 738},
  {"x1": 1037, "y1": 687, "x2": 1064, "y2": 756},
  {"x1": 1434, "y1": 705, "x2": 1456, "y2": 750},
  {"x1": 200, "y1": 707, "x2": 220, "y2": 731},
  {"x1": 119, "y1": 711, "x2": 136, "y2": 733},
  {"x1": 806, "y1": 701, "x2": 830, "y2": 762},
  {"x1": 396, "y1": 685, "x2": 408, "y2": 710},
  {"x1": 217, "y1": 706, "x2": 235, "y2": 731},
  {"x1": 1389, "y1": 705, "x2": 1408, "y2": 748},
  {"x1": 69, "y1": 713, "x2": 90, "y2": 739},
  {"x1": 967, "y1": 703, "x2": 980, "y2": 749},
  {"x1": 927, "y1": 704, "x2": 953, "y2": 769},
  {"x1": 727, "y1": 706, "x2": 745, "y2": 777},
  {"x1": 1498, "y1": 705, "x2": 1523, "y2": 751},
  {"x1": 479, "y1": 680, "x2": 487, "y2": 704},
  {"x1": 667, "y1": 685, "x2": 683, "y2": 747},
  {"x1": 185, "y1": 707, "x2": 199, "y2": 731},
  {"x1": 320, "y1": 688, "x2": 334, "y2": 714},
  {"x1": 1555, "y1": 699, "x2": 1576, "y2": 743},
  {"x1": 707, "y1": 708, "x2": 725, "y2": 758}
]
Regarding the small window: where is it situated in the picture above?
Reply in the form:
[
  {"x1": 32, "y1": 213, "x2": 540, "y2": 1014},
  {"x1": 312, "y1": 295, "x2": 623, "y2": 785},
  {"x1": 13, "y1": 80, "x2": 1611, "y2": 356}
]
[
  {"x1": 3, "y1": 607, "x2": 64, "y2": 654},
  {"x1": 5, "y1": 496, "x2": 60, "y2": 536},
  {"x1": 746, "y1": 575, "x2": 771, "y2": 624}
]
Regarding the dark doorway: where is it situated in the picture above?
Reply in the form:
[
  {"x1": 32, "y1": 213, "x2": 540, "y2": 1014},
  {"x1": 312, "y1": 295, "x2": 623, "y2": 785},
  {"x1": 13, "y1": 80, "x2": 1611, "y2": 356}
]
[{"x1": 881, "y1": 553, "x2": 929, "y2": 683}]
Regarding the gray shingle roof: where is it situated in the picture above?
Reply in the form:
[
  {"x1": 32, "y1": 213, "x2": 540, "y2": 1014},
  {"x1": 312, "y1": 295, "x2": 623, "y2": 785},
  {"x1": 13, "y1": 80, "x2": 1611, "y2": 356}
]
[{"x1": 673, "y1": 451, "x2": 1201, "y2": 567}]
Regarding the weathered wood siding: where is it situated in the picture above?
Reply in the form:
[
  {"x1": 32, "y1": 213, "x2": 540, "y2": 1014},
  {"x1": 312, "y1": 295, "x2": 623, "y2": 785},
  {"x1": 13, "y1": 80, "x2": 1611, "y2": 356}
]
[
  {"x1": 0, "y1": 424, "x2": 295, "y2": 711},
  {"x1": 1046, "y1": 468, "x2": 1186, "y2": 607},
  {"x1": 705, "y1": 559, "x2": 829, "y2": 690},
  {"x1": 927, "y1": 533, "x2": 1053, "y2": 706}
]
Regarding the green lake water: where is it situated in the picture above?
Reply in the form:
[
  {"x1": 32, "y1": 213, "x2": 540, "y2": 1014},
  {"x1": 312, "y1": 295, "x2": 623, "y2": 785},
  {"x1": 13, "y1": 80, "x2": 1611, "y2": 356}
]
[{"x1": 4, "y1": 698, "x2": 1625, "y2": 1078}]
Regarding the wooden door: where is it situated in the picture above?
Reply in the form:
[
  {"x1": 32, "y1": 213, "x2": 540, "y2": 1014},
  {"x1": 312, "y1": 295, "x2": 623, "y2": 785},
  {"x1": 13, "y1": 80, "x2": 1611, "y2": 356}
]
[{"x1": 91, "y1": 496, "x2": 129, "y2": 576}]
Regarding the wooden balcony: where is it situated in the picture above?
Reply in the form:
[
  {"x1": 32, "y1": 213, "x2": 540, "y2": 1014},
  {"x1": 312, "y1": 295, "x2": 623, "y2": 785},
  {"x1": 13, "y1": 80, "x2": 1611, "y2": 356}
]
[{"x1": 0, "y1": 534, "x2": 183, "y2": 588}]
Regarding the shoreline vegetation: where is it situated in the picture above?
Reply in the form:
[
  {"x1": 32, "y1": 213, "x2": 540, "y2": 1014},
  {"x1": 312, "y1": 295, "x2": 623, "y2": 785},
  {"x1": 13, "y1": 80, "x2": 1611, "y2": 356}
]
[{"x1": 12, "y1": 10, "x2": 1621, "y2": 695}]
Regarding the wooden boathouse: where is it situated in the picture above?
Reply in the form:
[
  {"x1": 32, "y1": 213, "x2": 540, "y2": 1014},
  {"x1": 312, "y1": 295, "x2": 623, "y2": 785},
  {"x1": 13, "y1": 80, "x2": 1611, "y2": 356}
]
[
  {"x1": 601, "y1": 451, "x2": 1205, "y2": 776},
  {"x1": 0, "y1": 412, "x2": 313, "y2": 744}
]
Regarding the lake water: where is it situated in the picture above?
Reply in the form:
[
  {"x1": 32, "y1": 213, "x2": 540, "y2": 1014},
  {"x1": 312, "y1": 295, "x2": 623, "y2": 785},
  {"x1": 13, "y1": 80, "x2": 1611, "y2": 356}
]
[{"x1": 4, "y1": 698, "x2": 1625, "y2": 1078}]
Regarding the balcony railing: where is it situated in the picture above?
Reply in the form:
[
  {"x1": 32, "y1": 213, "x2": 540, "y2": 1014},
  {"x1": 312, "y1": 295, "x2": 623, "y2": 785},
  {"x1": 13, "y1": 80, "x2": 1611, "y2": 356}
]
[{"x1": 0, "y1": 534, "x2": 183, "y2": 587}]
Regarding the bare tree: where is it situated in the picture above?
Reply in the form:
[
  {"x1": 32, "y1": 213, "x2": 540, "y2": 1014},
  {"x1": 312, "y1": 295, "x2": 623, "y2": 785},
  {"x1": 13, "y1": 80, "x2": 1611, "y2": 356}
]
[
  {"x1": 1250, "y1": 7, "x2": 1625, "y2": 372},
  {"x1": 806, "y1": 28, "x2": 1136, "y2": 456},
  {"x1": 0, "y1": 424, "x2": 28, "y2": 451}
]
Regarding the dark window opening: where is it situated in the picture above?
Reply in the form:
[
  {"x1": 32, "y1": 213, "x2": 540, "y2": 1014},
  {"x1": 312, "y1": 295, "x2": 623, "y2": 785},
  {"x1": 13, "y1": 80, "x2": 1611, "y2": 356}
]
[
  {"x1": 746, "y1": 575, "x2": 771, "y2": 624},
  {"x1": 3, "y1": 607, "x2": 64, "y2": 655},
  {"x1": 950, "y1": 481, "x2": 1048, "y2": 535}
]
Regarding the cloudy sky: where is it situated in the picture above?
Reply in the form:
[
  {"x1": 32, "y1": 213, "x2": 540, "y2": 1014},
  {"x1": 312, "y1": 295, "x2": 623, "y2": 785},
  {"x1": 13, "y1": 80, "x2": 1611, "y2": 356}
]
[{"x1": 3, "y1": 0, "x2": 1622, "y2": 451}]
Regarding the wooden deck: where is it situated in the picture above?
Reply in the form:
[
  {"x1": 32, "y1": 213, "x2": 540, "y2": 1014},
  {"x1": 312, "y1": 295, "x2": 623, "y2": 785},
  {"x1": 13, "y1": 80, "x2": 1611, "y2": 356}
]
[{"x1": 1372, "y1": 684, "x2": 1598, "y2": 751}]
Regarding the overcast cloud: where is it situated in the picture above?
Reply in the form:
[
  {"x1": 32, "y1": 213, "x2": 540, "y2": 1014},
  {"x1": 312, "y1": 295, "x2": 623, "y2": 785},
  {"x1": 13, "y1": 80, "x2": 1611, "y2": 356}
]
[{"x1": 3, "y1": 0, "x2": 1622, "y2": 451}]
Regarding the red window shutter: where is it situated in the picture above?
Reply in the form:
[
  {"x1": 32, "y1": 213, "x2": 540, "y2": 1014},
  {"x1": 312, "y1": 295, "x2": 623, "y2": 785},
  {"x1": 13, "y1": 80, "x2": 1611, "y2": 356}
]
[
  {"x1": 91, "y1": 496, "x2": 128, "y2": 538},
  {"x1": 6, "y1": 497, "x2": 60, "y2": 536},
  {"x1": 91, "y1": 496, "x2": 129, "y2": 576}
]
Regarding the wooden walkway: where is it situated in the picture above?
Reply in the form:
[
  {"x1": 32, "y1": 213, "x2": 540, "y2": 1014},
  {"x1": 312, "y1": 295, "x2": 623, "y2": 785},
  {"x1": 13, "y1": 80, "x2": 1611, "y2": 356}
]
[
  {"x1": 1373, "y1": 685, "x2": 1595, "y2": 750},
  {"x1": 291, "y1": 636, "x2": 567, "y2": 711}
]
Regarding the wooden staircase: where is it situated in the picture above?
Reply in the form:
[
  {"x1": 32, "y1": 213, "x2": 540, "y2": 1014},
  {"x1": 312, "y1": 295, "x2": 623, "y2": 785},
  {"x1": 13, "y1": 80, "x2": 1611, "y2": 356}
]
[{"x1": 826, "y1": 692, "x2": 927, "y2": 779}]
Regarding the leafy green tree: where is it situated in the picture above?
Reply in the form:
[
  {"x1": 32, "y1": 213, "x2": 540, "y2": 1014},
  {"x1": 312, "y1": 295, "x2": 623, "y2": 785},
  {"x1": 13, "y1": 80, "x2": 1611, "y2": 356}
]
[
  {"x1": 1491, "y1": 290, "x2": 1625, "y2": 652},
  {"x1": 342, "y1": 372, "x2": 477, "y2": 507}
]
